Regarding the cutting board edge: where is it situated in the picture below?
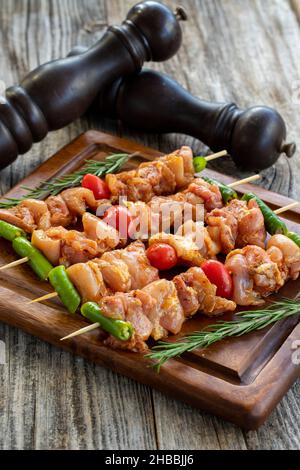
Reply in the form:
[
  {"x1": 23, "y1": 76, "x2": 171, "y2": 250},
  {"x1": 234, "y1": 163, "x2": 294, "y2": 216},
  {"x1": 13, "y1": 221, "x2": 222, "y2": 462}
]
[{"x1": 1, "y1": 129, "x2": 300, "y2": 429}]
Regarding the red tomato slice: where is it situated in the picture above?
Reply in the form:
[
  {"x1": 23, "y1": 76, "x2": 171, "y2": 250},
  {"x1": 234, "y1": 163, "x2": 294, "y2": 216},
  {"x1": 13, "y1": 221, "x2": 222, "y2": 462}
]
[
  {"x1": 103, "y1": 205, "x2": 133, "y2": 239},
  {"x1": 201, "y1": 260, "x2": 233, "y2": 299},
  {"x1": 82, "y1": 174, "x2": 110, "y2": 199},
  {"x1": 146, "y1": 243, "x2": 178, "y2": 270}
]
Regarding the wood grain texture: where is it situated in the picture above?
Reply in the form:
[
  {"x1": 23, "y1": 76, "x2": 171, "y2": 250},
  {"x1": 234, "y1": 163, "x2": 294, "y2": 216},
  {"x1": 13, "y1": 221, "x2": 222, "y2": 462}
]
[{"x1": 0, "y1": 0, "x2": 300, "y2": 450}]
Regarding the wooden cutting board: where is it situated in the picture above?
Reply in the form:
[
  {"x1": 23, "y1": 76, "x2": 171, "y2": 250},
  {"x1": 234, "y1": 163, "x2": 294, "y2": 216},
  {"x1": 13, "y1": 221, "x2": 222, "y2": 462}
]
[{"x1": 0, "y1": 130, "x2": 300, "y2": 430}]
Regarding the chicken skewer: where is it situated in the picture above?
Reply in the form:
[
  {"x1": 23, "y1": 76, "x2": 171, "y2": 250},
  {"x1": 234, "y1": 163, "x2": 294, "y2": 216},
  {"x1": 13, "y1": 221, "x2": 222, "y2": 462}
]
[
  {"x1": 149, "y1": 199, "x2": 299, "y2": 266},
  {"x1": 60, "y1": 231, "x2": 300, "y2": 345},
  {"x1": 29, "y1": 240, "x2": 159, "y2": 304},
  {"x1": 0, "y1": 189, "x2": 297, "y2": 292},
  {"x1": 1, "y1": 197, "x2": 295, "y2": 274},
  {"x1": 0, "y1": 218, "x2": 235, "y2": 351},
  {"x1": 226, "y1": 234, "x2": 300, "y2": 306},
  {"x1": 0, "y1": 146, "x2": 195, "y2": 233},
  {"x1": 0, "y1": 174, "x2": 262, "y2": 272},
  {"x1": 60, "y1": 266, "x2": 237, "y2": 350}
]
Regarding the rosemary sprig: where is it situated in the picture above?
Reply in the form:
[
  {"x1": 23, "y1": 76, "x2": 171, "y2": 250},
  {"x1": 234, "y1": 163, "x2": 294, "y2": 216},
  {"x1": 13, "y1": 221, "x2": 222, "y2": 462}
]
[
  {"x1": 0, "y1": 153, "x2": 131, "y2": 208},
  {"x1": 147, "y1": 298, "x2": 300, "y2": 371}
]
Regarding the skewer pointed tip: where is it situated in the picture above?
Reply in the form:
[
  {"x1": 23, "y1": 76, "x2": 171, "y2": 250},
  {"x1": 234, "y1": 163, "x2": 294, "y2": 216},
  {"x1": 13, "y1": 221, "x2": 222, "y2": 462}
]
[
  {"x1": 60, "y1": 322, "x2": 100, "y2": 341},
  {"x1": 0, "y1": 256, "x2": 29, "y2": 271},
  {"x1": 274, "y1": 201, "x2": 298, "y2": 215},
  {"x1": 28, "y1": 291, "x2": 58, "y2": 304},
  {"x1": 204, "y1": 150, "x2": 228, "y2": 162},
  {"x1": 228, "y1": 174, "x2": 261, "y2": 188}
]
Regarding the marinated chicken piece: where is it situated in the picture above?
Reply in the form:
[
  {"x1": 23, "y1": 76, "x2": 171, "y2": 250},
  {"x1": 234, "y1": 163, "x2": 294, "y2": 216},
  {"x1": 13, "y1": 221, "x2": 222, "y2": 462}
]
[
  {"x1": 100, "y1": 293, "x2": 153, "y2": 352},
  {"x1": 32, "y1": 229, "x2": 61, "y2": 265},
  {"x1": 137, "y1": 160, "x2": 176, "y2": 196},
  {"x1": 142, "y1": 279, "x2": 185, "y2": 335},
  {"x1": 67, "y1": 261, "x2": 108, "y2": 303},
  {"x1": 0, "y1": 199, "x2": 50, "y2": 233},
  {"x1": 184, "y1": 178, "x2": 223, "y2": 212},
  {"x1": 46, "y1": 195, "x2": 75, "y2": 227},
  {"x1": 267, "y1": 234, "x2": 300, "y2": 281},
  {"x1": 171, "y1": 190, "x2": 205, "y2": 209},
  {"x1": 96, "y1": 257, "x2": 131, "y2": 293},
  {"x1": 241, "y1": 245, "x2": 283, "y2": 295},
  {"x1": 126, "y1": 192, "x2": 203, "y2": 239},
  {"x1": 160, "y1": 146, "x2": 194, "y2": 188},
  {"x1": 151, "y1": 191, "x2": 204, "y2": 223},
  {"x1": 228, "y1": 199, "x2": 266, "y2": 248},
  {"x1": 20, "y1": 199, "x2": 51, "y2": 229},
  {"x1": 118, "y1": 240, "x2": 159, "y2": 288},
  {"x1": 60, "y1": 187, "x2": 98, "y2": 215},
  {"x1": 125, "y1": 201, "x2": 160, "y2": 239},
  {"x1": 206, "y1": 199, "x2": 266, "y2": 252},
  {"x1": 172, "y1": 274, "x2": 200, "y2": 317},
  {"x1": 0, "y1": 206, "x2": 35, "y2": 233},
  {"x1": 106, "y1": 171, "x2": 154, "y2": 203},
  {"x1": 94, "y1": 241, "x2": 158, "y2": 293},
  {"x1": 106, "y1": 147, "x2": 194, "y2": 203},
  {"x1": 174, "y1": 267, "x2": 236, "y2": 316},
  {"x1": 149, "y1": 232, "x2": 205, "y2": 266},
  {"x1": 226, "y1": 245, "x2": 283, "y2": 305},
  {"x1": 134, "y1": 289, "x2": 167, "y2": 340},
  {"x1": 153, "y1": 199, "x2": 197, "y2": 234},
  {"x1": 32, "y1": 226, "x2": 99, "y2": 267},
  {"x1": 32, "y1": 217, "x2": 120, "y2": 267},
  {"x1": 104, "y1": 333, "x2": 149, "y2": 353},
  {"x1": 205, "y1": 209, "x2": 238, "y2": 254},
  {"x1": 82, "y1": 212, "x2": 120, "y2": 250},
  {"x1": 225, "y1": 253, "x2": 263, "y2": 306},
  {"x1": 177, "y1": 220, "x2": 220, "y2": 258}
]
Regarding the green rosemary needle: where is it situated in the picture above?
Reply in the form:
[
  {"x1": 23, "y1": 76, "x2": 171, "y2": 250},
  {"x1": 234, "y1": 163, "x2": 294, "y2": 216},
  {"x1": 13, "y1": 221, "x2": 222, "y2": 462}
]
[
  {"x1": 0, "y1": 153, "x2": 131, "y2": 208},
  {"x1": 146, "y1": 298, "x2": 300, "y2": 371}
]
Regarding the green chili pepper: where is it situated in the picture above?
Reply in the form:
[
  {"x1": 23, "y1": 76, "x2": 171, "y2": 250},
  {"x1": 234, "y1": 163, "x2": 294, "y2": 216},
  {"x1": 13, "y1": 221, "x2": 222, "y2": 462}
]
[
  {"x1": 48, "y1": 266, "x2": 81, "y2": 314},
  {"x1": 286, "y1": 231, "x2": 300, "y2": 247},
  {"x1": 12, "y1": 237, "x2": 53, "y2": 280},
  {"x1": 0, "y1": 220, "x2": 26, "y2": 241},
  {"x1": 201, "y1": 176, "x2": 238, "y2": 203},
  {"x1": 193, "y1": 156, "x2": 207, "y2": 173},
  {"x1": 81, "y1": 302, "x2": 134, "y2": 341},
  {"x1": 241, "y1": 192, "x2": 288, "y2": 235}
]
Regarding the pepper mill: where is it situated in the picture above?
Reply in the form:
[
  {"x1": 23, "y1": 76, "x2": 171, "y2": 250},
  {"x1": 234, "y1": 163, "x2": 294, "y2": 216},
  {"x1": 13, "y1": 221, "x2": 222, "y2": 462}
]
[
  {"x1": 0, "y1": 1, "x2": 187, "y2": 170},
  {"x1": 97, "y1": 70, "x2": 295, "y2": 171}
]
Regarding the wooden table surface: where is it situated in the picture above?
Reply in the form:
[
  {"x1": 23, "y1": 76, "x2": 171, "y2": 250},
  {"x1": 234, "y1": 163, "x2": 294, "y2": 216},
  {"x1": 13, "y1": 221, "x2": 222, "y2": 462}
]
[{"x1": 0, "y1": 0, "x2": 300, "y2": 450}]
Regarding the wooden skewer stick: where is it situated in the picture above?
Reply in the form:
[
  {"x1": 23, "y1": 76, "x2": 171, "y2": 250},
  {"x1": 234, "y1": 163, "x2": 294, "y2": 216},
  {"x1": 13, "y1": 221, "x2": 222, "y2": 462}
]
[
  {"x1": 227, "y1": 174, "x2": 261, "y2": 188},
  {"x1": 0, "y1": 256, "x2": 29, "y2": 271},
  {"x1": 204, "y1": 150, "x2": 228, "y2": 161},
  {"x1": 28, "y1": 291, "x2": 58, "y2": 304},
  {"x1": 60, "y1": 323, "x2": 100, "y2": 341},
  {"x1": 274, "y1": 202, "x2": 298, "y2": 214}
]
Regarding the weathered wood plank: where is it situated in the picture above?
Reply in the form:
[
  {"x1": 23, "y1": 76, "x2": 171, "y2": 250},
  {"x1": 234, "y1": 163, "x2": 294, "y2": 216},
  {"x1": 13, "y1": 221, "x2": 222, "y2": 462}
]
[
  {"x1": 0, "y1": 0, "x2": 300, "y2": 450},
  {"x1": 0, "y1": 0, "x2": 157, "y2": 451}
]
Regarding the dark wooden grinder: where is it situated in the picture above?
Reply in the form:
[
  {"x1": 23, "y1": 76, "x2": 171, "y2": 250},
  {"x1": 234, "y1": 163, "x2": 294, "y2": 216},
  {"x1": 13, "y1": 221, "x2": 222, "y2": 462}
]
[
  {"x1": 97, "y1": 69, "x2": 296, "y2": 171},
  {"x1": 0, "y1": 1, "x2": 186, "y2": 169}
]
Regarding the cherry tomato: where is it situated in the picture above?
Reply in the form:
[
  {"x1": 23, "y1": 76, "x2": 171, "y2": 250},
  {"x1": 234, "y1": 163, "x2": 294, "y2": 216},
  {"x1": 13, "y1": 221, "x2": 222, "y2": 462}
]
[
  {"x1": 201, "y1": 260, "x2": 233, "y2": 299},
  {"x1": 103, "y1": 205, "x2": 133, "y2": 239},
  {"x1": 146, "y1": 243, "x2": 178, "y2": 270},
  {"x1": 82, "y1": 174, "x2": 110, "y2": 199}
]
